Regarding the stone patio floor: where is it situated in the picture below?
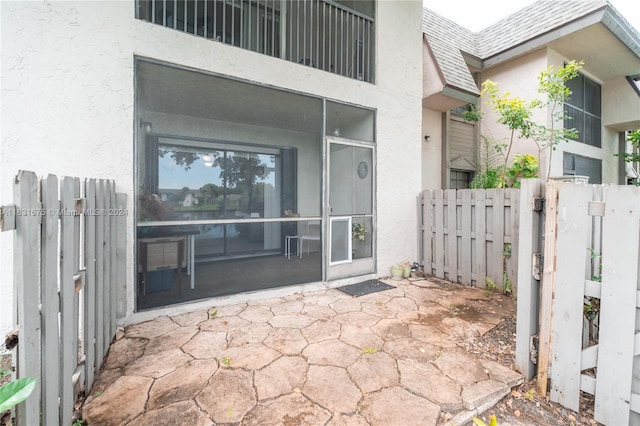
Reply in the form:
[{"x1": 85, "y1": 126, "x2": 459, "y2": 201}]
[{"x1": 82, "y1": 278, "x2": 522, "y2": 426}]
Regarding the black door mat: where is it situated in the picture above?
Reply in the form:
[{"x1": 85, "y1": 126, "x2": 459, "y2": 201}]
[{"x1": 336, "y1": 280, "x2": 396, "y2": 297}]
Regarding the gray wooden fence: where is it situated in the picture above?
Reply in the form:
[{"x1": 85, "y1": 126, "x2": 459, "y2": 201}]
[
  {"x1": 419, "y1": 188, "x2": 520, "y2": 291},
  {"x1": 0, "y1": 170, "x2": 127, "y2": 426},
  {"x1": 542, "y1": 183, "x2": 640, "y2": 425}
]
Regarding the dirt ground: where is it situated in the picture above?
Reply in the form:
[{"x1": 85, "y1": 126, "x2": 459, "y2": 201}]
[
  {"x1": 1, "y1": 353, "x2": 13, "y2": 426},
  {"x1": 455, "y1": 314, "x2": 601, "y2": 426}
]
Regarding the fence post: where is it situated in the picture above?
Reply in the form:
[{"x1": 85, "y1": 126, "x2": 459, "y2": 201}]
[
  {"x1": 537, "y1": 182, "x2": 561, "y2": 396},
  {"x1": 13, "y1": 170, "x2": 41, "y2": 426},
  {"x1": 515, "y1": 178, "x2": 543, "y2": 379}
]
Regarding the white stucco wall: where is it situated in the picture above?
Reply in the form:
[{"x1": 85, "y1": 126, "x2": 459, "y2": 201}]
[
  {"x1": 421, "y1": 108, "x2": 443, "y2": 189},
  {"x1": 1, "y1": 1, "x2": 422, "y2": 333}
]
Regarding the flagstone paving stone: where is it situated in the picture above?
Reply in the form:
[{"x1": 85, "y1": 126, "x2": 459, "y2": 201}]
[
  {"x1": 302, "y1": 340, "x2": 361, "y2": 367},
  {"x1": 81, "y1": 279, "x2": 523, "y2": 425},
  {"x1": 144, "y1": 325, "x2": 199, "y2": 355},
  {"x1": 347, "y1": 351, "x2": 399, "y2": 393},
  {"x1": 399, "y1": 358, "x2": 464, "y2": 411},
  {"x1": 263, "y1": 327, "x2": 308, "y2": 355},
  {"x1": 243, "y1": 392, "x2": 331, "y2": 426},
  {"x1": 254, "y1": 355, "x2": 308, "y2": 400},
  {"x1": 133, "y1": 401, "x2": 214, "y2": 426},
  {"x1": 147, "y1": 358, "x2": 216, "y2": 409},
  {"x1": 196, "y1": 368, "x2": 256, "y2": 423},
  {"x1": 303, "y1": 365, "x2": 362, "y2": 413},
  {"x1": 360, "y1": 387, "x2": 441, "y2": 426}
]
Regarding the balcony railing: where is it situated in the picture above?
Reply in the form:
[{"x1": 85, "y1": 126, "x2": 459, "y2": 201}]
[{"x1": 136, "y1": 0, "x2": 375, "y2": 83}]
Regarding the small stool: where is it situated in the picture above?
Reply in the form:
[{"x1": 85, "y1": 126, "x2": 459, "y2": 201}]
[{"x1": 284, "y1": 235, "x2": 301, "y2": 260}]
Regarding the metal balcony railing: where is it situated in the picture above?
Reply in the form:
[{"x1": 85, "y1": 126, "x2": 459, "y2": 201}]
[{"x1": 136, "y1": 0, "x2": 375, "y2": 83}]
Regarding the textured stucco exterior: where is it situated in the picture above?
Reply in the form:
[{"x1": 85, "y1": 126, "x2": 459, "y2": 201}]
[{"x1": 0, "y1": 1, "x2": 423, "y2": 334}]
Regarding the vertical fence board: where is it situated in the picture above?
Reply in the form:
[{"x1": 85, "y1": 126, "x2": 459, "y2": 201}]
[
  {"x1": 506, "y1": 189, "x2": 519, "y2": 291},
  {"x1": 84, "y1": 179, "x2": 97, "y2": 390},
  {"x1": 95, "y1": 181, "x2": 105, "y2": 366},
  {"x1": 515, "y1": 179, "x2": 542, "y2": 379},
  {"x1": 445, "y1": 190, "x2": 457, "y2": 282},
  {"x1": 103, "y1": 181, "x2": 112, "y2": 353},
  {"x1": 460, "y1": 190, "x2": 472, "y2": 284},
  {"x1": 116, "y1": 193, "x2": 128, "y2": 319},
  {"x1": 13, "y1": 171, "x2": 41, "y2": 426},
  {"x1": 59, "y1": 177, "x2": 80, "y2": 426},
  {"x1": 594, "y1": 186, "x2": 640, "y2": 425},
  {"x1": 550, "y1": 185, "x2": 590, "y2": 411},
  {"x1": 40, "y1": 175, "x2": 60, "y2": 425},
  {"x1": 434, "y1": 190, "x2": 445, "y2": 278},
  {"x1": 537, "y1": 183, "x2": 560, "y2": 396},
  {"x1": 474, "y1": 190, "x2": 487, "y2": 287},
  {"x1": 491, "y1": 189, "x2": 505, "y2": 289},
  {"x1": 422, "y1": 191, "x2": 433, "y2": 275},
  {"x1": 109, "y1": 183, "x2": 118, "y2": 339}
]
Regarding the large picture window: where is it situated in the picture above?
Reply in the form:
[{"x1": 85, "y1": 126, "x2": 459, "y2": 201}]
[{"x1": 564, "y1": 72, "x2": 602, "y2": 147}]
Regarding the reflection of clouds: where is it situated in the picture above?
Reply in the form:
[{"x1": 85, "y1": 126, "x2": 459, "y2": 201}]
[{"x1": 158, "y1": 149, "x2": 277, "y2": 190}]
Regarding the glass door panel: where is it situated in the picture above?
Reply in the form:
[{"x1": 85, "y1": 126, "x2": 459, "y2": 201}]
[{"x1": 327, "y1": 140, "x2": 374, "y2": 279}]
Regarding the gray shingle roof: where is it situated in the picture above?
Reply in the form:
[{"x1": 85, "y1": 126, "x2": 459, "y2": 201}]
[
  {"x1": 477, "y1": 0, "x2": 607, "y2": 58},
  {"x1": 422, "y1": 8, "x2": 480, "y2": 95},
  {"x1": 422, "y1": 0, "x2": 640, "y2": 96}
]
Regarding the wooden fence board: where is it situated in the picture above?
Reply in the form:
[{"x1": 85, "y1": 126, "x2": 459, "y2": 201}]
[
  {"x1": 460, "y1": 190, "x2": 472, "y2": 284},
  {"x1": 515, "y1": 179, "x2": 543, "y2": 379},
  {"x1": 490, "y1": 189, "x2": 505, "y2": 289},
  {"x1": 102, "y1": 181, "x2": 112, "y2": 354},
  {"x1": 109, "y1": 182, "x2": 117, "y2": 340},
  {"x1": 422, "y1": 191, "x2": 433, "y2": 274},
  {"x1": 95, "y1": 180, "x2": 105, "y2": 367},
  {"x1": 116, "y1": 193, "x2": 128, "y2": 319},
  {"x1": 550, "y1": 184, "x2": 590, "y2": 411},
  {"x1": 434, "y1": 190, "x2": 445, "y2": 278},
  {"x1": 537, "y1": 183, "x2": 560, "y2": 396},
  {"x1": 60, "y1": 176, "x2": 80, "y2": 426},
  {"x1": 594, "y1": 186, "x2": 640, "y2": 425},
  {"x1": 474, "y1": 190, "x2": 487, "y2": 288},
  {"x1": 13, "y1": 171, "x2": 41, "y2": 426},
  {"x1": 506, "y1": 189, "x2": 519, "y2": 291},
  {"x1": 40, "y1": 175, "x2": 60, "y2": 425},
  {"x1": 445, "y1": 190, "x2": 457, "y2": 282},
  {"x1": 84, "y1": 179, "x2": 97, "y2": 390}
]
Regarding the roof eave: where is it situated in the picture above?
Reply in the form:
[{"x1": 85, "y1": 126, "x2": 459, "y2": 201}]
[{"x1": 481, "y1": 9, "x2": 605, "y2": 69}]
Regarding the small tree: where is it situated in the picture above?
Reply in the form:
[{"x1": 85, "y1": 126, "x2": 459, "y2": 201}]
[
  {"x1": 616, "y1": 129, "x2": 640, "y2": 184},
  {"x1": 478, "y1": 60, "x2": 583, "y2": 181}
]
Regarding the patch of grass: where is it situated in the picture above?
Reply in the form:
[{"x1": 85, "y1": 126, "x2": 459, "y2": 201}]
[
  {"x1": 361, "y1": 348, "x2": 377, "y2": 354},
  {"x1": 221, "y1": 356, "x2": 231, "y2": 366},
  {"x1": 209, "y1": 310, "x2": 218, "y2": 318}
]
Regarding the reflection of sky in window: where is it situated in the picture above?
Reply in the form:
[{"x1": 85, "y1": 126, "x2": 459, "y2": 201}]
[{"x1": 158, "y1": 153, "x2": 276, "y2": 190}]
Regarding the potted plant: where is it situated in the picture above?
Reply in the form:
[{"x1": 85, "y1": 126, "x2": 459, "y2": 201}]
[{"x1": 352, "y1": 223, "x2": 367, "y2": 241}]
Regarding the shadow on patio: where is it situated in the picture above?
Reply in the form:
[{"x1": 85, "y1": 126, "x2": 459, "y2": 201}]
[{"x1": 82, "y1": 279, "x2": 522, "y2": 425}]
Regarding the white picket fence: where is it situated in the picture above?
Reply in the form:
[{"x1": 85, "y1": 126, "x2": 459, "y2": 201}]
[
  {"x1": 0, "y1": 171, "x2": 127, "y2": 426},
  {"x1": 543, "y1": 183, "x2": 640, "y2": 425},
  {"x1": 419, "y1": 188, "x2": 520, "y2": 291}
]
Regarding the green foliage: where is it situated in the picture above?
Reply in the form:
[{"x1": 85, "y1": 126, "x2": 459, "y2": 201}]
[
  {"x1": 470, "y1": 136, "x2": 506, "y2": 189},
  {"x1": 505, "y1": 154, "x2": 539, "y2": 188},
  {"x1": 352, "y1": 223, "x2": 367, "y2": 241},
  {"x1": 615, "y1": 130, "x2": 640, "y2": 179},
  {"x1": 0, "y1": 377, "x2": 36, "y2": 412},
  {"x1": 473, "y1": 414, "x2": 498, "y2": 426},
  {"x1": 480, "y1": 60, "x2": 583, "y2": 180},
  {"x1": 485, "y1": 277, "x2": 498, "y2": 296}
]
